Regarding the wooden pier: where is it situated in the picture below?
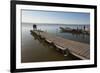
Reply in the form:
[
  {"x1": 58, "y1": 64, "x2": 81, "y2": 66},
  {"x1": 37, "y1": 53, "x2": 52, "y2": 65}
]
[{"x1": 31, "y1": 30, "x2": 90, "y2": 60}]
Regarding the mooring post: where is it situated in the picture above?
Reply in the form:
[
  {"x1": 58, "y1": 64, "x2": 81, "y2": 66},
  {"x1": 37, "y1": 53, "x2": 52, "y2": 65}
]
[
  {"x1": 33, "y1": 24, "x2": 37, "y2": 30},
  {"x1": 64, "y1": 48, "x2": 69, "y2": 56}
]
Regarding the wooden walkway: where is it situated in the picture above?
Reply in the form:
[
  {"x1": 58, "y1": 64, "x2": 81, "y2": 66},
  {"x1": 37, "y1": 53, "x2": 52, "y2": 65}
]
[{"x1": 31, "y1": 30, "x2": 90, "y2": 60}]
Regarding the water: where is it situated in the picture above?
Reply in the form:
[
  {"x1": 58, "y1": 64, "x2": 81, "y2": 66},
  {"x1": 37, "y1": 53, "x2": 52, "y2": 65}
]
[
  {"x1": 36, "y1": 24, "x2": 90, "y2": 44},
  {"x1": 21, "y1": 23, "x2": 90, "y2": 63}
]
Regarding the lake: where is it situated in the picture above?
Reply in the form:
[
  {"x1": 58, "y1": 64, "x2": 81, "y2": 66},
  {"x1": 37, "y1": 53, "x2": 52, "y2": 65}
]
[{"x1": 21, "y1": 23, "x2": 90, "y2": 63}]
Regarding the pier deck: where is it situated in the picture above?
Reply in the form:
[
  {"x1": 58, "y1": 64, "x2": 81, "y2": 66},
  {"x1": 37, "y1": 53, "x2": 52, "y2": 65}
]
[{"x1": 31, "y1": 30, "x2": 90, "y2": 60}]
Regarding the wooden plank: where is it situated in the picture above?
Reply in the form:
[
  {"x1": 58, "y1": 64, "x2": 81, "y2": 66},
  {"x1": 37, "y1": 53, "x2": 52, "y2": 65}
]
[{"x1": 32, "y1": 30, "x2": 90, "y2": 59}]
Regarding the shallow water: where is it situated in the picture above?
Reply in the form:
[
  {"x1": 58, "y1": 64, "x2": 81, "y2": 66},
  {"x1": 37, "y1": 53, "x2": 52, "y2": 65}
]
[{"x1": 21, "y1": 23, "x2": 89, "y2": 63}]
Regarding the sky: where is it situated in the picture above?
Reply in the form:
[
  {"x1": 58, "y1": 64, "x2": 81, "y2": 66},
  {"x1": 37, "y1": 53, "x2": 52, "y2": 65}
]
[{"x1": 22, "y1": 10, "x2": 90, "y2": 25}]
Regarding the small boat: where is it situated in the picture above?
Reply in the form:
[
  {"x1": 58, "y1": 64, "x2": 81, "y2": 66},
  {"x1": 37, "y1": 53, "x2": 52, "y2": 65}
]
[
  {"x1": 60, "y1": 27, "x2": 83, "y2": 34},
  {"x1": 60, "y1": 27, "x2": 89, "y2": 34}
]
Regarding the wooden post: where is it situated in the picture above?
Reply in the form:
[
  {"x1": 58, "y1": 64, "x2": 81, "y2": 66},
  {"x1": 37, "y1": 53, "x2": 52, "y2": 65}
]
[{"x1": 64, "y1": 48, "x2": 69, "y2": 56}]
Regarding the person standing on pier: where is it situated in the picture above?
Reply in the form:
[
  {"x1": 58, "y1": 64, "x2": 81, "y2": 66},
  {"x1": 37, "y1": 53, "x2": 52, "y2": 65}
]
[{"x1": 84, "y1": 25, "x2": 85, "y2": 31}]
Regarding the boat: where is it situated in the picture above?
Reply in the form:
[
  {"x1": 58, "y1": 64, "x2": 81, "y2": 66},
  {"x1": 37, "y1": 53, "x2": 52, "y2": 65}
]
[{"x1": 60, "y1": 27, "x2": 90, "y2": 35}]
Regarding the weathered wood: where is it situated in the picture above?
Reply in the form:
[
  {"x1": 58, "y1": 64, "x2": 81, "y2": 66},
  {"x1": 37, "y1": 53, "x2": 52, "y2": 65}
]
[{"x1": 31, "y1": 30, "x2": 90, "y2": 60}]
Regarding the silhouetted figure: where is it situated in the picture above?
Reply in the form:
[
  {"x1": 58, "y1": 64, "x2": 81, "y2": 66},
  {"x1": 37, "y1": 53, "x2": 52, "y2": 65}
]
[
  {"x1": 33, "y1": 24, "x2": 37, "y2": 30},
  {"x1": 84, "y1": 26, "x2": 85, "y2": 31}
]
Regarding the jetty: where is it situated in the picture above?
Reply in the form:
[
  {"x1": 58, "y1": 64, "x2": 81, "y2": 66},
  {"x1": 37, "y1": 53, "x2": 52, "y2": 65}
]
[{"x1": 31, "y1": 30, "x2": 90, "y2": 60}]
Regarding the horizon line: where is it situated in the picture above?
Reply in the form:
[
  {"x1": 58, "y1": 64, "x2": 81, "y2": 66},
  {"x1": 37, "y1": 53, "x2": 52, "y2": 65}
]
[{"x1": 22, "y1": 22, "x2": 90, "y2": 25}]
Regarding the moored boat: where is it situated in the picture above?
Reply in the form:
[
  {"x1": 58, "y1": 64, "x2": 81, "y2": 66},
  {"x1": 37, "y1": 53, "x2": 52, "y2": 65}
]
[{"x1": 60, "y1": 27, "x2": 89, "y2": 35}]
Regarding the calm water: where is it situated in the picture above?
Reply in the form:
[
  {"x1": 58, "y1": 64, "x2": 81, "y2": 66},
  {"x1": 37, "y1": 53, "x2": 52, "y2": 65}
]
[{"x1": 21, "y1": 23, "x2": 90, "y2": 63}]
